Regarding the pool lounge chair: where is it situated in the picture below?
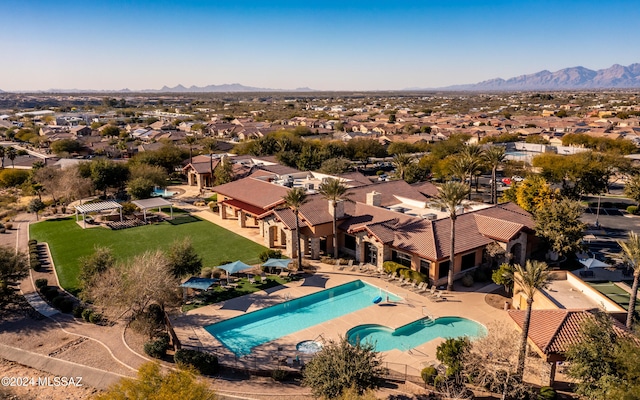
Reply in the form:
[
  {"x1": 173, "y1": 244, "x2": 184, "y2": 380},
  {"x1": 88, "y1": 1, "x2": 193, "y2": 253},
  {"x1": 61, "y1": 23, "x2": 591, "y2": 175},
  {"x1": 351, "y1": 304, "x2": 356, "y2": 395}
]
[
  {"x1": 433, "y1": 291, "x2": 446, "y2": 302},
  {"x1": 348, "y1": 260, "x2": 356, "y2": 271},
  {"x1": 415, "y1": 282, "x2": 428, "y2": 294},
  {"x1": 334, "y1": 259, "x2": 341, "y2": 271},
  {"x1": 248, "y1": 275, "x2": 256, "y2": 284}
]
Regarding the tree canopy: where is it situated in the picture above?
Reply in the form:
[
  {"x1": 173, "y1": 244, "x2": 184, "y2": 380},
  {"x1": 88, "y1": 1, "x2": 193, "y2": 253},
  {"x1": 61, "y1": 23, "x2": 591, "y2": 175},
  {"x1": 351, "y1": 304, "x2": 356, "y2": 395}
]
[{"x1": 534, "y1": 198, "x2": 585, "y2": 257}]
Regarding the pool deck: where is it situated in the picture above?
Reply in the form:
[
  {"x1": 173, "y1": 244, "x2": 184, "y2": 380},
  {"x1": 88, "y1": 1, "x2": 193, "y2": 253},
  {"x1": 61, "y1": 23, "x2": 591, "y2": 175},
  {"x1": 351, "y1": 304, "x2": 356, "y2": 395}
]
[{"x1": 170, "y1": 264, "x2": 511, "y2": 375}]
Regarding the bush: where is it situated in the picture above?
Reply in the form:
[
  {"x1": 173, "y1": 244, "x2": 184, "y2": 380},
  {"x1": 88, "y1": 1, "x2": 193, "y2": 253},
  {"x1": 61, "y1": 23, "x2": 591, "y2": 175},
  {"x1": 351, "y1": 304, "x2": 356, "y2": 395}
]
[
  {"x1": 81, "y1": 308, "x2": 94, "y2": 322},
  {"x1": 89, "y1": 313, "x2": 103, "y2": 324},
  {"x1": 259, "y1": 249, "x2": 283, "y2": 262},
  {"x1": 144, "y1": 334, "x2": 170, "y2": 359},
  {"x1": 473, "y1": 268, "x2": 489, "y2": 283},
  {"x1": 52, "y1": 295, "x2": 65, "y2": 309},
  {"x1": 59, "y1": 298, "x2": 74, "y2": 313},
  {"x1": 174, "y1": 349, "x2": 219, "y2": 375},
  {"x1": 43, "y1": 287, "x2": 59, "y2": 301},
  {"x1": 461, "y1": 274, "x2": 474, "y2": 287},
  {"x1": 539, "y1": 386, "x2": 557, "y2": 400},
  {"x1": 271, "y1": 368, "x2": 289, "y2": 381},
  {"x1": 421, "y1": 366, "x2": 438, "y2": 385},
  {"x1": 627, "y1": 205, "x2": 638, "y2": 215},
  {"x1": 72, "y1": 305, "x2": 85, "y2": 318},
  {"x1": 30, "y1": 259, "x2": 40, "y2": 271},
  {"x1": 35, "y1": 278, "x2": 48, "y2": 289},
  {"x1": 200, "y1": 267, "x2": 212, "y2": 278},
  {"x1": 5, "y1": 223, "x2": 12, "y2": 230},
  {"x1": 28, "y1": 239, "x2": 37, "y2": 246},
  {"x1": 382, "y1": 261, "x2": 407, "y2": 276}
]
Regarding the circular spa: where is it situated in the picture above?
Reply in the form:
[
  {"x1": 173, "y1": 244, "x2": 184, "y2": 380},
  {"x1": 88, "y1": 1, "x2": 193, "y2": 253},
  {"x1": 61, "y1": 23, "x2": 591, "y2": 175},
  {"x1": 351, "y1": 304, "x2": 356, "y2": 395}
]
[
  {"x1": 296, "y1": 340, "x2": 323, "y2": 354},
  {"x1": 347, "y1": 316, "x2": 486, "y2": 352}
]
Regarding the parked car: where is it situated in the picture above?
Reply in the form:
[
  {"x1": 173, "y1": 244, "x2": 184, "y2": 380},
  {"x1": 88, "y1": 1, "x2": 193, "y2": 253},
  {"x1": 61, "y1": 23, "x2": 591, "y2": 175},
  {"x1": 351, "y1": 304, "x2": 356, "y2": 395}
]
[{"x1": 511, "y1": 175, "x2": 524, "y2": 182}]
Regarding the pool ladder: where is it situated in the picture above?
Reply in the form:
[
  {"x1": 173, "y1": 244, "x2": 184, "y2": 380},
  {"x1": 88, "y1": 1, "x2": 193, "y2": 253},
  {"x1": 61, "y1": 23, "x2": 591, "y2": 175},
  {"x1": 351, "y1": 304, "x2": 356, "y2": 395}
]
[{"x1": 422, "y1": 316, "x2": 436, "y2": 327}]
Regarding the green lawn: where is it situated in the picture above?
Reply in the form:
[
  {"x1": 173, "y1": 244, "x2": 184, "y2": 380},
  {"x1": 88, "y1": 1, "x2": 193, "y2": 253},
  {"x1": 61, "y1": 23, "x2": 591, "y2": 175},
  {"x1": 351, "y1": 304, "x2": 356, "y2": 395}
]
[{"x1": 30, "y1": 216, "x2": 269, "y2": 294}]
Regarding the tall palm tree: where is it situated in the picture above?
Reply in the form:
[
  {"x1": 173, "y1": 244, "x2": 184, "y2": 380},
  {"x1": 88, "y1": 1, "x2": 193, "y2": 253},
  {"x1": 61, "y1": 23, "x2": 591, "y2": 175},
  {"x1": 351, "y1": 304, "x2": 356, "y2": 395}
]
[
  {"x1": 317, "y1": 178, "x2": 350, "y2": 259},
  {"x1": 184, "y1": 135, "x2": 198, "y2": 164},
  {"x1": 484, "y1": 146, "x2": 506, "y2": 204},
  {"x1": 391, "y1": 153, "x2": 414, "y2": 182},
  {"x1": 506, "y1": 260, "x2": 551, "y2": 378},
  {"x1": 618, "y1": 231, "x2": 640, "y2": 329},
  {"x1": 0, "y1": 145, "x2": 5, "y2": 169},
  {"x1": 283, "y1": 187, "x2": 308, "y2": 270},
  {"x1": 6, "y1": 147, "x2": 16, "y2": 168},
  {"x1": 434, "y1": 181, "x2": 470, "y2": 291}
]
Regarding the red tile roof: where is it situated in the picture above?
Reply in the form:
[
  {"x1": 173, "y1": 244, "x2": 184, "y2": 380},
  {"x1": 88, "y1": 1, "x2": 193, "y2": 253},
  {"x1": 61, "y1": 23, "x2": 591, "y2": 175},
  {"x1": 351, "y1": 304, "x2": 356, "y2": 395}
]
[
  {"x1": 508, "y1": 309, "x2": 631, "y2": 356},
  {"x1": 214, "y1": 178, "x2": 289, "y2": 209}
]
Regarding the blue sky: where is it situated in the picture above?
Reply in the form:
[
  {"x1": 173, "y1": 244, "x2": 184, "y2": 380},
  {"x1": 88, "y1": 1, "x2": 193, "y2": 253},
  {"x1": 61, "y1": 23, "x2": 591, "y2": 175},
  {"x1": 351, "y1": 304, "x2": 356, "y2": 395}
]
[{"x1": 2, "y1": 0, "x2": 639, "y2": 91}]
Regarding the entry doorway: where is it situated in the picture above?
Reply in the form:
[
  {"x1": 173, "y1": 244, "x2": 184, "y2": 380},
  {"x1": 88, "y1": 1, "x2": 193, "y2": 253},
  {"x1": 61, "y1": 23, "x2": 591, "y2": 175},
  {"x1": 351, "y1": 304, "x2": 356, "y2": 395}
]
[{"x1": 364, "y1": 242, "x2": 377, "y2": 265}]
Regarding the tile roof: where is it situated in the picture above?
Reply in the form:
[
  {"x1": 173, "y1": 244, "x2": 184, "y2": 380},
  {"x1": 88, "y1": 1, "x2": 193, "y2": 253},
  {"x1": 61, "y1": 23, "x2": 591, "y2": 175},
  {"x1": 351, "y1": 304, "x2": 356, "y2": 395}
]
[
  {"x1": 214, "y1": 178, "x2": 289, "y2": 209},
  {"x1": 411, "y1": 181, "x2": 440, "y2": 198},
  {"x1": 340, "y1": 202, "x2": 534, "y2": 261},
  {"x1": 346, "y1": 180, "x2": 428, "y2": 206},
  {"x1": 508, "y1": 309, "x2": 631, "y2": 356},
  {"x1": 273, "y1": 208, "x2": 308, "y2": 230}
]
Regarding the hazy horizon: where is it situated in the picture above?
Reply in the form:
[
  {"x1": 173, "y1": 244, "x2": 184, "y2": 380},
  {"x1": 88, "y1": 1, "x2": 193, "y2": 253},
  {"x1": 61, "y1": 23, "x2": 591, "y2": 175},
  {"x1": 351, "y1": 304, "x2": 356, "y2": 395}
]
[{"x1": 2, "y1": 0, "x2": 639, "y2": 92}]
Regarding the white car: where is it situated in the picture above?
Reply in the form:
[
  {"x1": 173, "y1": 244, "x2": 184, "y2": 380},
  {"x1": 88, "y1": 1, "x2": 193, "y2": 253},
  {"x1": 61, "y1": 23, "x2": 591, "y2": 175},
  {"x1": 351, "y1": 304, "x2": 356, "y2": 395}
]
[{"x1": 511, "y1": 175, "x2": 524, "y2": 182}]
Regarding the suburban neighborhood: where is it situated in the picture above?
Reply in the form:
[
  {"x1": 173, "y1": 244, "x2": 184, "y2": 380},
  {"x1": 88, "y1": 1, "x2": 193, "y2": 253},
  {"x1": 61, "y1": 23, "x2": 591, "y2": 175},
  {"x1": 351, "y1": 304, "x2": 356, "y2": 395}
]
[{"x1": 1, "y1": 88, "x2": 640, "y2": 400}]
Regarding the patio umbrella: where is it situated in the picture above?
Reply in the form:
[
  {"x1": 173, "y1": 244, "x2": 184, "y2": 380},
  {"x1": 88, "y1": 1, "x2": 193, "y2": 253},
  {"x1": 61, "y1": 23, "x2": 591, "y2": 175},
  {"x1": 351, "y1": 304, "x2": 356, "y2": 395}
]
[
  {"x1": 262, "y1": 258, "x2": 293, "y2": 270},
  {"x1": 579, "y1": 258, "x2": 610, "y2": 269},
  {"x1": 218, "y1": 261, "x2": 254, "y2": 284}
]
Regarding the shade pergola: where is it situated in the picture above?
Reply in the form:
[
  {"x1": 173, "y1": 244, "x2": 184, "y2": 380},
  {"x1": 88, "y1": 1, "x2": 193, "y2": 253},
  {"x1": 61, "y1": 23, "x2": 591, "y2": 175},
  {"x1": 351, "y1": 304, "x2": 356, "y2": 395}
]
[
  {"x1": 131, "y1": 198, "x2": 174, "y2": 222},
  {"x1": 263, "y1": 258, "x2": 292, "y2": 270},
  {"x1": 75, "y1": 201, "x2": 122, "y2": 229},
  {"x1": 217, "y1": 261, "x2": 254, "y2": 284},
  {"x1": 579, "y1": 257, "x2": 610, "y2": 269}
]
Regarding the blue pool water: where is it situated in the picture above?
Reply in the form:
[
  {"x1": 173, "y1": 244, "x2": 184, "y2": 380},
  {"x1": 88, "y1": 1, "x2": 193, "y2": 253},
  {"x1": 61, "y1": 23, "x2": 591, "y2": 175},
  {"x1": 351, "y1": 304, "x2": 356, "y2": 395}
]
[
  {"x1": 204, "y1": 280, "x2": 400, "y2": 356},
  {"x1": 152, "y1": 188, "x2": 176, "y2": 198},
  {"x1": 347, "y1": 316, "x2": 486, "y2": 352}
]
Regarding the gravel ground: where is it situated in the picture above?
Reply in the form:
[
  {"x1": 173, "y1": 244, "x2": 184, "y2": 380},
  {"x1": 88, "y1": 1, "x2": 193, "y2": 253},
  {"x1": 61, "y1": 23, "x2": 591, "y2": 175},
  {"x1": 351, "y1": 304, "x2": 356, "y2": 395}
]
[
  {"x1": 53, "y1": 338, "x2": 133, "y2": 377},
  {"x1": 0, "y1": 358, "x2": 98, "y2": 400},
  {"x1": 0, "y1": 317, "x2": 77, "y2": 357}
]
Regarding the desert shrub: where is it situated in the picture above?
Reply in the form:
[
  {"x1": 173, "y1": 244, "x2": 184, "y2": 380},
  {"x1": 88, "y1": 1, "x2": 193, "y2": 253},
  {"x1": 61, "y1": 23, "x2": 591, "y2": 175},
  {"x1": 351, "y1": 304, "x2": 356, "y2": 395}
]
[
  {"x1": 28, "y1": 239, "x2": 37, "y2": 246},
  {"x1": 627, "y1": 205, "x2": 638, "y2": 215},
  {"x1": 59, "y1": 298, "x2": 74, "y2": 313},
  {"x1": 30, "y1": 258, "x2": 40, "y2": 271},
  {"x1": 4, "y1": 223, "x2": 12, "y2": 230},
  {"x1": 211, "y1": 268, "x2": 223, "y2": 279},
  {"x1": 421, "y1": 366, "x2": 438, "y2": 385},
  {"x1": 461, "y1": 274, "x2": 474, "y2": 287},
  {"x1": 259, "y1": 249, "x2": 283, "y2": 262},
  {"x1": 539, "y1": 386, "x2": 557, "y2": 400},
  {"x1": 82, "y1": 308, "x2": 94, "y2": 322},
  {"x1": 72, "y1": 305, "x2": 85, "y2": 318},
  {"x1": 383, "y1": 261, "x2": 407, "y2": 276},
  {"x1": 174, "y1": 348, "x2": 219, "y2": 375},
  {"x1": 52, "y1": 295, "x2": 66, "y2": 309},
  {"x1": 35, "y1": 278, "x2": 48, "y2": 289},
  {"x1": 271, "y1": 368, "x2": 289, "y2": 381},
  {"x1": 89, "y1": 312, "x2": 103, "y2": 324},
  {"x1": 121, "y1": 202, "x2": 138, "y2": 215},
  {"x1": 144, "y1": 334, "x2": 170, "y2": 359},
  {"x1": 43, "y1": 287, "x2": 59, "y2": 301},
  {"x1": 200, "y1": 267, "x2": 212, "y2": 278}
]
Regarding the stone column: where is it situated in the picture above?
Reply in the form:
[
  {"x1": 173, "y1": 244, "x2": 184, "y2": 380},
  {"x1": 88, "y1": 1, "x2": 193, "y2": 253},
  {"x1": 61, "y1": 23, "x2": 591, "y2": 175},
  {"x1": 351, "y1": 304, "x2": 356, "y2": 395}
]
[
  {"x1": 303, "y1": 235, "x2": 310, "y2": 257},
  {"x1": 310, "y1": 237, "x2": 321, "y2": 260},
  {"x1": 219, "y1": 204, "x2": 227, "y2": 219},
  {"x1": 238, "y1": 210, "x2": 246, "y2": 228}
]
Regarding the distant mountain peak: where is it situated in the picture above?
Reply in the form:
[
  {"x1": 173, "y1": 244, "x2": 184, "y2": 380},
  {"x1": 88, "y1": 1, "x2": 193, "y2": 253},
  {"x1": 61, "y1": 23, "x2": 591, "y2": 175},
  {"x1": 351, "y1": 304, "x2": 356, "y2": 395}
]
[{"x1": 438, "y1": 63, "x2": 640, "y2": 91}]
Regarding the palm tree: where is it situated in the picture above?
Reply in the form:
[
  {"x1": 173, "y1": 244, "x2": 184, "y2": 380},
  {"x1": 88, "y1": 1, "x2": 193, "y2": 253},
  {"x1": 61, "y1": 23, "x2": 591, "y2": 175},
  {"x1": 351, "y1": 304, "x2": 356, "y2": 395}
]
[
  {"x1": 434, "y1": 181, "x2": 470, "y2": 291},
  {"x1": 391, "y1": 153, "x2": 414, "y2": 182},
  {"x1": 283, "y1": 187, "x2": 309, "y2": 270},
  {"x1": 6, "y1": 147, "x2": 16, "y2": 168},
  {"x1": 618, "y1": 231, "x2": 640, "y2": 329},
  {"x1": 506, "y1": 260, "x2": 551, "y2": 378},
  {"x1": 0, "y1": 145, "x2": 5, "y2": 169},
  {"x1": 484, "y1": 146, "x2": 506, "y2": 204},
  {"x1": 317, "y1": 178, "x2": 350, "y2": 259},
  {"x1": 184, "y1": 135, "x2": 198, "y2": 164}
]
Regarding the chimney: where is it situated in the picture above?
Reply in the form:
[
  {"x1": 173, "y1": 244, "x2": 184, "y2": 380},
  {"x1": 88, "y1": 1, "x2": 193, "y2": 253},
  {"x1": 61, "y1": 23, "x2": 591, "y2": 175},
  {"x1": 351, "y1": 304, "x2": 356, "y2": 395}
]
[
  {"x1": 366, "y1": 191, "x2": 381, "y2": 207},
  {"x1": 329, "y1": 200, "x2": 345, "y2": 219}
]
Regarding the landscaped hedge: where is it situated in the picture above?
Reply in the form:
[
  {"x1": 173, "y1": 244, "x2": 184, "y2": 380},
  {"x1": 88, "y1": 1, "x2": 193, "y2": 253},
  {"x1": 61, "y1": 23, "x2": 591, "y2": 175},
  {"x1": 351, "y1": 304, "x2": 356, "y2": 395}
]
[
  {"x1": 35, "y1": 278, "x2": 48, "y2": 289},
  {"x1": 383, "y1": 261, "x2": 428, "y2": 283},
  {"x1": 144, "y1": 333, "x2": 170, "y2": 359},
  {"x1": 174, "y1": 348, "x2": 219, "y2": 375},
  {"x1": 421, "y1": 366, "x2": 438, "y2": 385}
]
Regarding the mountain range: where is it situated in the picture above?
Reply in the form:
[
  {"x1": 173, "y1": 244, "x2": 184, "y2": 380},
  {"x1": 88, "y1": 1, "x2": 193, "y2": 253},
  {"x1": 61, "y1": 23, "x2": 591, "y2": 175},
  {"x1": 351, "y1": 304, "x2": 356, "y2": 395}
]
[
  {"x1": 148, "y1": 83, "x2": 315, "y2": 93},
  {"x1": 440, "y1": 63, "x2": 640, "y2": 91}
]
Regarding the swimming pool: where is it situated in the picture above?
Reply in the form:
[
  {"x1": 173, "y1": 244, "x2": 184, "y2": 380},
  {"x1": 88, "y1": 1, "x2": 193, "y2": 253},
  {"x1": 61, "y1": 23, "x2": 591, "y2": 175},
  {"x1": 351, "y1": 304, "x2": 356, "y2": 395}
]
[
  {"x1": 204, "y1": 280, "x2": 401, "y2": 356},
  {"x1": 347, "y1": 316, "x2": 486, "y2": 352}
]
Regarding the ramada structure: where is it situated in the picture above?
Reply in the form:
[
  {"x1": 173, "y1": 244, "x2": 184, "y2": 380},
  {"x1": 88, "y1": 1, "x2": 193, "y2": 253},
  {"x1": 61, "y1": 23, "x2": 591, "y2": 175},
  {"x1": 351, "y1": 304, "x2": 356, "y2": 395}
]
[{"x1": 213, "y1": 169, "x2": 538, "y2": 286}]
